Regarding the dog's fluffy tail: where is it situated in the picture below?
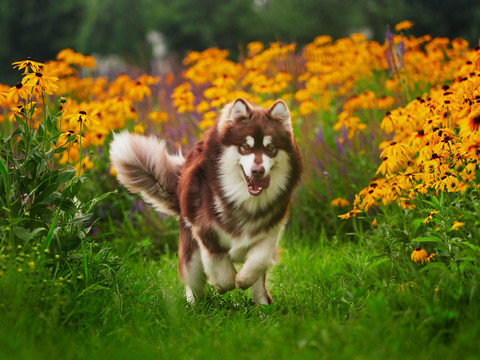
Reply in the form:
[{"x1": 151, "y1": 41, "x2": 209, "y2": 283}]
[{"x1": 109, "y1": 131, "x2": 184, "y2": 217}]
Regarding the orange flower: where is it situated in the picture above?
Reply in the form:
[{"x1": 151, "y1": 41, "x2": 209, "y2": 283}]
[
  {"x1": 450, "y1": 221, "x2": 465, "y2": 231},
  {"x1": 423, "y1": 209, "x2": 439, "y2": 224},
  {"x1": 12, "y1": 57, "x2": 43, "y2": 74},
  {"x1": 410, "y1": 247, "x2": 428, "y2": 263},
  {"x1": 411, "y1": 247, "x2": 435, "y2": 264},
  {"x1": 22, "y1": 71, "x2": 59, "y2": 95},
  {"x1": 331, "y1": 197, "x2": 350, "y2": 207},
  {"x1": 7, "y1": 82, "x2": 30, "y2": 103},
  {"x1": 395, "y1": 20, "x2": 414, "y2": 32},
  {"x1": 128, "y1": 81, "x2": 151, "y2": 101}
]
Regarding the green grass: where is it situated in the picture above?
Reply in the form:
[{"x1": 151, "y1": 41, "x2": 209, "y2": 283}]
[{"x1": 1, "y1": 227, "x2": 479, "y2": 360}]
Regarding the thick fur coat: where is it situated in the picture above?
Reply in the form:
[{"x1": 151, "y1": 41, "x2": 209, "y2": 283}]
[{"x1": 110, "y1": 98, "x2": 302, "y2": 304}]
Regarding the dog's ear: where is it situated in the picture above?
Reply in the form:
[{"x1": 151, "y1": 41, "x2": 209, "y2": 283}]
[
  {"x1": 218, "y1": 98, "x2": 252, "y2": 133},
  {"x1": 269, "y1": 100, "x2": 292, "y2": 132},
  {"x1": 230, "y1": 98, "x2": 251, "y2": 120}
]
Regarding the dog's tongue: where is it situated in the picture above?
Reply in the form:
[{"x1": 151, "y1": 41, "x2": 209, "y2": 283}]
[{"x1": 247, "y1": 175, "x2": 270, "y2": 196}]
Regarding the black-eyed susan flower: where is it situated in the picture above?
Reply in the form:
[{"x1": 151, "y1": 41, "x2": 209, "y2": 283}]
[
  {"x1": 395, "y1": 20, "x2": 414, "y2": 32},
  {"x1": 247, "y1": 41, "x2": 264, "y2": 57},
  {"x1": 411, "y1": 247, "x2": 428, "y2": 263},
  {"x1": 172, "y1": 83, "x2": 195, "y2": 113},
  {"x1": 458, "y1": 113, "x2": 480, "y2": 135},
  {"x1": 65, "y1": 110, "x2": 96, "y2": 129},
  {"x1": 133, "y1": 124, "x2": 145, "y2": 134},
  {"x1": 22, "y1": 71, "x2": 59, "y2": 95},
  {"x1": 338, "y1": 209, "x2": 363, "y2": 220},
  {"x1": 423, "y1": 209, "x2": 439, "y2": 224},
  {"x1": 12, "y1": 57, "x2": 43, "y2": 74},
  {"x1": 128, "y1": 81, "x2": 151, "y2": 102},
  {"x1": 331, "y1": 197, "x2": 350, "y2": 207},
  {"x1": 450, "y1": 221, "x2": 466, "y2": 231},
  {"x1": 411, "y1": 247, "x2": 436, "y2": 264},
  {"x1": 7, "y1": 82, "x2": 30, "y2": 103},
  {"x1": 8, "y1": 104, "x2": 28, "y2": 122}
]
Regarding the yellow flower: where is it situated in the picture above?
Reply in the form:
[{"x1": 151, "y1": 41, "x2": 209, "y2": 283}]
[
  {"x1": 12, "y1": 57, "x2": 44, "y2": 74},
  {"x1": 331, "y1": 197, "x2": 350, "y2": 207},
  {"x1": 450, "y1": 221, "x2": 465, "y2": 231},
  {"x1": 128, "y1": 81, "x2": 152, "y2": 101},
  {"x1": 247, "y1": 41, "x2": 264, "y2": 57},
  {"x1": 172, "y1": 83, "x2": 195, "y2": 113},
  {"x1": 199, "y1": 111, "x2": 217, "y2": 130},
  {"x1": 395, "y1": 20, "x2": 414, "y2": 32},
  {"x1": 22, "y1": 71, "x2": 59, "y2": 95},
  {"x1": 7, "y1": 82, "x2": 30, "y2": 102},
  {"x1": 372, "y1": 218, "x2": 378, "y2": 228},
  {"x1": 134, "y1": 124, "x2": 145, "y2": 134},
  {"x1": 65, "y1": 110, "x2": 95, "y2": 129},
  {"x1": 338, "y1": 209, "x2": 363, "y2": 220},
  {"x1": 423, "y1": 209, "x2": 439, "y2": 224},
  {"x1": 148, "y1": 111, "x2": 169, "y2": 123},
  {"x1": 75, "y1": 155, "x2": 94, "y2": 175},
  {"x1": 57, "y1": 49, "x2": 96, "y2": 68},
  {"x1": 410, "y1": 247, "x2": 428, "y2": 263}
]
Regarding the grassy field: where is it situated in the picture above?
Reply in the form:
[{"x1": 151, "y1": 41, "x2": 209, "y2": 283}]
[
  {"x1": 1, "y1": 224, "x2": 479, "y2": 360},
  {"x1": 1, "y1": 25, "x2": 480, "y2": 360}
]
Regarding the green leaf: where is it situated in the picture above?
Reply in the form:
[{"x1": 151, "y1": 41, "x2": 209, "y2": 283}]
[
  {"x1": 57, "y1": 169, "x2": 77, "y2": 185},
  {"x1": 64, "y1": 178, "x2": 82, "y2": 199},
  {"x1": 460, "y1": 241, "x2": 480, "y2": 253},
  {"x1": 59, "y1": 198, "x2": 78, "y2": 214},
  {"x1": 0, "y1": 156, "x2": 11, "y2": 200},
  {"x1": 35, "y1": 183, "x2": 61, "y2": 204},
  {"x1": 412, "y1": 218, "x2": 424, "y2": 231},
  {"x1": 14, "y1": 226, "x2": 46, "y2": 242},
  {"x1": 56, "y1": 234, "x2": 81, "y2": 251},
  {"x1": 412, "y1": 236, "x2": 442, "y2": 243},
  {"x1": 43, "y1": 211, "x2": 59, "y2": 250}
]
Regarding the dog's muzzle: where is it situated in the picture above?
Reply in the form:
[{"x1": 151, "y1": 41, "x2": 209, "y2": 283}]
[{"x1": 241, "y1": 166, "x2": 270, "y2": 196}]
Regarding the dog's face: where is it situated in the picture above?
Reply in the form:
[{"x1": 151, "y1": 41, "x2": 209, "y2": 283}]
[{"x1": 217, "y1": 98, "x2": 296, "y2": 205}]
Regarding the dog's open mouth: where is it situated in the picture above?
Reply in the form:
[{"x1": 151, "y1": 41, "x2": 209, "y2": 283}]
[{"x1": 241, "y1": 166, "x2": 270, "y2": 196}]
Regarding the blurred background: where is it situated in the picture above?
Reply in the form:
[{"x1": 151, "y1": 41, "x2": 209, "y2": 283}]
[{"x1": 1, "y1": 0, "x2": 479, "y2": 83}]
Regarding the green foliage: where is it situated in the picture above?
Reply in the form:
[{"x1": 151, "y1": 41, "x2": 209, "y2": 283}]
[
  {"x1": 1, "y1": 227, "x2": 479, "y2": 360},
  {"x1": 0, "y1": 95, "x2": 114, "y2": 286}
]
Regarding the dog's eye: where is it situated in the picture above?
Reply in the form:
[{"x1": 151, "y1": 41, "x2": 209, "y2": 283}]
[
  {"x1": 242, "y1": 144, "x2": 251, "y2": 151},
  {"x1": 266, "y1": 144, "x2": 275, "y2": 152}
]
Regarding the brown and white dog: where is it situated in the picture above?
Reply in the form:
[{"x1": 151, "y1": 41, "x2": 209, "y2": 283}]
[{"x1": 109, "y1": 98, "x2": 302, "y2": 304}]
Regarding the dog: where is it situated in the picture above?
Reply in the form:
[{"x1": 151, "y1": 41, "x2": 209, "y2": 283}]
[{"x1": 109, "y1": 98, "x2": 303, "y2": 304}]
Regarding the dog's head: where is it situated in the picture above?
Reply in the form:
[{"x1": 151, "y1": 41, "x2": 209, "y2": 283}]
[{"x1": 217, "y1": 98, "x2": 298, "y2": 200}]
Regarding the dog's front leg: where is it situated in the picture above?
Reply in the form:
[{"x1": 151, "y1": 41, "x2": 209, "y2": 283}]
[
  {"x1": 235, "y1": 236, "x2": 277, "y2": 292},
  {"x1": 194, "y1": 226, "x2": 237, "y2": 294},
  {"x1": 252, "y1": 274, "x2": 273, "y2": 305}
]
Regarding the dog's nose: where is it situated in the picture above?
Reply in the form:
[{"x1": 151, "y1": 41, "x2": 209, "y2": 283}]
[{"x1": 251, "y1": 164, "x2": 265, "y2": 178}]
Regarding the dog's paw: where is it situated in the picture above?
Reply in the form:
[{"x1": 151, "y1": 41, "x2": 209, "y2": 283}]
[
  {"x1": 235, "y1": 272, "x2": 256, "y2": 290},
  {"x1": 214, "y1": 282, "x2": 236, "y2": 295}
]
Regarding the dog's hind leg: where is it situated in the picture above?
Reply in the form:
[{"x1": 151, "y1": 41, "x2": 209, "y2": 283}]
[
  {"x1": 184, "y1": 250, "x2": 206, "y2": 303},
  {"x1": 252, "y1": 273, "x2": 273, "y2": 305},
  {"x1": 178, "y1": 219, "x2": 206, "y2": 302}
]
